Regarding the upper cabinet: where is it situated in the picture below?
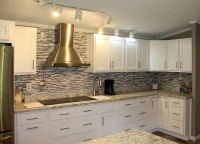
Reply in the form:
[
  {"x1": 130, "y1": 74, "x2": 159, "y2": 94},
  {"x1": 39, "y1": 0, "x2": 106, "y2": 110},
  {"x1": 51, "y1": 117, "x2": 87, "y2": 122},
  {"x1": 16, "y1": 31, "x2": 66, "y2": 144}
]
[
  {"x1": 0, "y1": 20, "x2": 15, "y2": 44},
  {"x1": 15, "y1": 26, "x2": 37, "y2": 75},
  {"x1": 149, "y1": 41, "x2": 167, "y2": 71}
]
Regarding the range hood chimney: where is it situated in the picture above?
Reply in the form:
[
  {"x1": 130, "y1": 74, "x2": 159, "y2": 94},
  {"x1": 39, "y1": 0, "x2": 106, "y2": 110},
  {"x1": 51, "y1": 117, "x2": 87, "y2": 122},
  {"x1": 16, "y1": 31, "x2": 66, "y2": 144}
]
[{"x1": 44, "y1": 23, "x2": 90, "y2": 67}]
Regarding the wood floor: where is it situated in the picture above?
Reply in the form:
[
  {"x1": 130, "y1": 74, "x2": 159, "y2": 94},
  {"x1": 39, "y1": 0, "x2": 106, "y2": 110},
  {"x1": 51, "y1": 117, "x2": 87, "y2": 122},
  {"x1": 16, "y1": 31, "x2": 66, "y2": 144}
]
[{"x1": 153, "y1": 132, "x2": 200, "y2": 144}]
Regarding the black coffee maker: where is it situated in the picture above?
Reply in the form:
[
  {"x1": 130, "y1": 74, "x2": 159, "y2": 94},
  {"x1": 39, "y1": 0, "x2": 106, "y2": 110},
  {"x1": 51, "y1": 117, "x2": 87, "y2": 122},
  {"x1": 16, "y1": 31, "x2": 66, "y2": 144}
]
[{"x1": 104, "y1": 79, "x2": 115, "y2": 95}]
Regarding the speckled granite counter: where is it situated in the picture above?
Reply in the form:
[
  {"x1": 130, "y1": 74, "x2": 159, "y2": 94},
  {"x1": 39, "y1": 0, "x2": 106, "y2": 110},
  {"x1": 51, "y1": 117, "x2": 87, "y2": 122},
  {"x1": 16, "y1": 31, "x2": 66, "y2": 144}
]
[
  {"x1": 15, "y1": 90, "x2": 192, "y2": 113},
  {"x1": 78, "y1": 129, "x2": 177, "y2": 144}
]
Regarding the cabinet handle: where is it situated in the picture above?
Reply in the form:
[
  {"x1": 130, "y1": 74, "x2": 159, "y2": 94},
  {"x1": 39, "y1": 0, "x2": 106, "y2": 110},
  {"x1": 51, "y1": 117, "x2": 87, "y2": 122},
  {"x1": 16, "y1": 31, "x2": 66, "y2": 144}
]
[
  {"x1": 166, "y1": 101, "x2": 167, "y2": 108},
  {"x1": 176, "y1": 61, "x2": 178, "y2": 68},
  {"x1": 112, "y1": 61, "x2": 114, "y2": 68},
  {"x1": 27, "y1": 117, "x2": 38, "y2": 120},
  {"x1": 173, "y1": 102, "x2": 179, "y2": 104},
  {"x1": 33, "y1": 59, "x2": 34, "y2": 69},
  {"x1": 140, "y1": 112, "x2": 146, "y2": 114},
  {"x1": 84, "y1": 139, "x2": 92, "y2": 142},
  {"x1": 172, "y1": 125, "x2": 179, "y2": 129},
  {"x1": 102, "y1": 117, "x2": 104, "y2": 126},
  {"x1": 140, "y1": 125, "x2": 146, "y2": 128},
  {"x1": 125, "y1": 104, "x2": 132, "y2": 106},
  {"x1": 60, "y1": 113, "x2": 70, "y2": 116},
  {"x1": 152, "y1": 101, "x2": 153, "y2": 108},
  {"x1": 172, "y1": 112, "x2": 179, "y2": 115},
  {"x1": 110, "y1": 61, "x2": 111, "y2": 68},
  {"x1": 140, "y1": 101, "x2": 146, "y2": 103},
  {"x1": 180, "y1": 62, "x2": 182, "y2": 69},
  {"x1": 83, "y1": 110, "x2": 92, "y2": 112},
  {"x1": 125, "y1": 115, "x2": 131, "y2": 118},
  {"x1": 125, "y1": 129, "x2": 131, "y2": 131},
  {"x1": 27, "y1": 126, "x2": 38, "y2": 130},
  {"x1": 83, "y1": 123, "x2": 92, "y2": 126},
  {"x1": 60, "y1": 127, "x2": 70, "y2": 130}
]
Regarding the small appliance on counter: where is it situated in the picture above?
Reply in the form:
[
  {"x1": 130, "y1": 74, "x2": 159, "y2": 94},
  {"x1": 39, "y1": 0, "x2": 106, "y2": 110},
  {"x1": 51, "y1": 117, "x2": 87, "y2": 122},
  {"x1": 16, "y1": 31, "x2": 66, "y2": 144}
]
[
  {"x1": 152, "y1": 83, "x2": 158, "y2": 90},
  {"x1": 104, "y1": 79, "x2": 115, "y2": 95}
]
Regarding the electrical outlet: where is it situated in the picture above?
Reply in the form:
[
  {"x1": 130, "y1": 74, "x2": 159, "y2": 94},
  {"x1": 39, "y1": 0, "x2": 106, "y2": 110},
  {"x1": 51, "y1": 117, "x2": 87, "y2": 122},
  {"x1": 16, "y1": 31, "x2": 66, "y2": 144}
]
[{"x1": 27, "y1": 83, "x2": 31, "y2": 91}]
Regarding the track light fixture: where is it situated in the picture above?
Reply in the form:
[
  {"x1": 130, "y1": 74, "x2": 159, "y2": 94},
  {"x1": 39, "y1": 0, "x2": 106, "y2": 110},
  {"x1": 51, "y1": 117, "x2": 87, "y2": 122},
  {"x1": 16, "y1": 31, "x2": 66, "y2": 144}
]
[
  {"x1": 104, "y1": 15, "x2": 112, "y2": 24},
  {"x1": 53, "y1": 6, "x2": 62, "y2": 17},
  {"x1": 129, "y1": 30, "x2": 138, "y2": 38},
  {"x1": 98, "y1": 27, "x2": 103, "y2": 34},
  {"x1": 75, "y1": 8, "x2": 82, "y2": 21},
  {"x1": 38, "y1": 0, "x2": 48, "y2": 5},
  {"x1": 114, "y1": 29, "x2": 119, "y2": 36}
]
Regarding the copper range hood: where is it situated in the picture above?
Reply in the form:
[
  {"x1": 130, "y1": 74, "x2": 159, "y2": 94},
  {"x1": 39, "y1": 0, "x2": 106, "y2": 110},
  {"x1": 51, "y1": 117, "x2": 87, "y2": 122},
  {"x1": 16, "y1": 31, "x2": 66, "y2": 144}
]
[{"x1": 44, "y1": 23, "x2": 90, "y2": 67}]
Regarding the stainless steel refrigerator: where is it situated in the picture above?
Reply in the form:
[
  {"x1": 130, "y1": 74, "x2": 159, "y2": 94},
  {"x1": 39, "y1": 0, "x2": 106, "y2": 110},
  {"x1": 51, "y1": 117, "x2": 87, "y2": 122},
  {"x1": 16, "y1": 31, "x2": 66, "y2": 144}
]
[{"x1": 0, "y1": 45, "x2": 14, "y2": 144}]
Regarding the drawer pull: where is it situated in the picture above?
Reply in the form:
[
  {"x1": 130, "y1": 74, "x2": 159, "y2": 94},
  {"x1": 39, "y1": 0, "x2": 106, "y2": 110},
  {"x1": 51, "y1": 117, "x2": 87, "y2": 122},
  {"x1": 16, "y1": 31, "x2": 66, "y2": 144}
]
[
  {"x1": 140, "y1": 125, "x2": 146, "y2": 128},
  {"x1": 84, "y1": 139, "x2": 92, "y2": 142},
  {"x1": 172, "y1": 125, "x2": 179, "y2": 129},
  {"x1": 60, "y1": 113, "x2": 70, "y2": 116},
  {"x1": 140, "y1": 101, "x2": 146, "y2": 103},
  {"x1": 83, "y1": 123, "x2": 92, "y2": 126},
  {"x1": 27, "y1": 117, "x2": 38, "y2": 120},
  {"x1": 140, "y1": 112, "x2": 146, "y2": 114},
  {"x1": 125, "y1": 115, "x2": 131, "y2": 118},
  {"x1": 83, "y1": 110, "x2": 92, "y2": 112},
  {"x1": 60, "y1": 127, "x2": 70, "y2": 130},
  {"x1": 172, "y1": 112, "x2": 179, "y2": 115},
  {"x1": 173, "y1": 102, "x2": 180, "y2": 104},
  {"x1": 125, "y1": 129, "x2": 131, "y2": 131},
  {"x1": 125, "y1": 104, "x2": 132, "y2": 106},
  {"x1": 27, "y1": 126, "x2": 38, "y2": 130}
]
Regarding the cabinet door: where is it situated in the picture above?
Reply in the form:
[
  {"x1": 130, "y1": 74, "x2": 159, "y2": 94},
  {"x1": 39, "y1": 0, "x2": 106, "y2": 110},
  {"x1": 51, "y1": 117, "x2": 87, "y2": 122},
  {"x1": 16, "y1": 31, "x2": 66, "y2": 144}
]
[
  {"x1": 110, "y1": 37, "x2": 125, "y2": 71},
  {"x1": 150, "y1": 97, "x2": 159, "y2": 128},
  {"x1": 126, "y1": 39, "x2": 138, "y2": 70},
  {"x1": 159, "y1": 98, "x2": 168, "y2": 128},
  {"x1": 100, "y1": 112, "x2": 116, "y2": 137},
  {"x1": 138, "y1": 39, "x2": 149, "y2": 70},
  {"x1": 15, "y1": 26, "x2": 36, "y2": 75},
  {"x1": 0, "y1": 20, "x2": 11, "y2": 41},
  {"x1": 17, "y1": 123, "x2": 47, "y2": 144},
  {"x1": 167, "y1": 40, "x2": 179, "y2": 71},
  {"x1": 149, "y1": 41, "x2": 167, "y2": 71},
  {"x1": 95, "y1": 35, "x2": 111, "y2": 72},
  {"x1": 179, "y1": 39, "x2": 192, "y2": 72}
]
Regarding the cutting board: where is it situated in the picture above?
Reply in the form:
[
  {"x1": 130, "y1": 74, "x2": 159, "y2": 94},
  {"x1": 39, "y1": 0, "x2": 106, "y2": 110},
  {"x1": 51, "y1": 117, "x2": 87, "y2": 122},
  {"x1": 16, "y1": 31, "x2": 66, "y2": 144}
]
[{"x1": 23, "y1": 102, "x2": 44, "y2": 109}]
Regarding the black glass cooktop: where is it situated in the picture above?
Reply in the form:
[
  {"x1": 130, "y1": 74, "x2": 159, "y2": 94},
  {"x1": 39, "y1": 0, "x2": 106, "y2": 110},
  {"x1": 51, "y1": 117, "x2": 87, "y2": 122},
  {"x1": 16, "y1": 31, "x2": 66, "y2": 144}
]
[{"x1": 38, "y1": 96, "x2": 97, "y2": 106}]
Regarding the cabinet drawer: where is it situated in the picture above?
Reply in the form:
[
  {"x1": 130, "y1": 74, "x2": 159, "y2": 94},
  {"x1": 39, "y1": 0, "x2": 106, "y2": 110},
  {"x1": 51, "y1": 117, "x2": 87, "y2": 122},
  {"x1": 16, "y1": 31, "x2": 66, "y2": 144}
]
[
  {"x1": 50, "y1": 114, "x2": 99, "y2": 139},
  {"x1": 117, "y1": 97, "x2": 150, "y2": 110},
  {"x1": 16, "y1": 111, "x2": 47, "y2": 126},
  {"x1": 169, "y1": 106, "x2": 184, "y2": 121},
  {"x1": 50, "y1": 130, "x2": 99, "y2": 144},
  {"x1": 101, "y1": 102, "x2": 116, "y2": 113},
  {"x1": 50, "y1": 104, "x2": 99, "y2": 121},
  {"x1": 118, "y1": 106, "x2": 149, "y2": 125},
  {"x1": 117, "y1": 119, "x2": 150, "y2": 133},
  {"x1": 169, "y1": 98, "x2": 184, "y2": 108},
  {"x1": 169, "y1": 119, "x2": 184, "y2": 135}
]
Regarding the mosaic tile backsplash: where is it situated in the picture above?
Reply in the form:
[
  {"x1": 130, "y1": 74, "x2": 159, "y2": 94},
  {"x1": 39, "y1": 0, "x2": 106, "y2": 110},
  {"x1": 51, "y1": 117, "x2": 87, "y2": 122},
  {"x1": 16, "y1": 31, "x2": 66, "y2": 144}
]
[{"x1": 14, "y1": 28, "x2": 192, "y2": 101}]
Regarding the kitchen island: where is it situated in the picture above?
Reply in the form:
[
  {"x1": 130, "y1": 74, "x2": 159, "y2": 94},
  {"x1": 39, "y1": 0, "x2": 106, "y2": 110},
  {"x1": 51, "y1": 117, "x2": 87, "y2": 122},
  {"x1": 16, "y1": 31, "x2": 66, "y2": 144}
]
[{"x1": 78, "y1": 129, "x2": 177, "y2": 144}]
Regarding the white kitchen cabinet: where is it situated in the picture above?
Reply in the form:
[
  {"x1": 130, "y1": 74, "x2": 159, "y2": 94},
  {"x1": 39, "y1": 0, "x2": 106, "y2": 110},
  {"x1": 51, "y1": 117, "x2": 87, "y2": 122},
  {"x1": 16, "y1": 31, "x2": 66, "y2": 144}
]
[
  {"x1": 179, "y1": 39, "x2": 192, "y2": 72},
  {"x1": 150, "y1": 97, "x2": 159, "y2": 128},
  {"x1": 159, "y1": 97, "x2": 169, "y2": 128},
  {"x1": 0, "y1": 20, "x2": 15, "y2": 43},
  {"x1": 17, "y1": 122, "x2": 47, "y2": 144},
  {"x1": 15, "y1": 26, "x2": 37, "y2": 75},
  {"x1": 100, "y1": 112, "x2": 116, "y2": 137},
  {"x1": 149, "y1": 41, "x2": 167, "y2": 71},
  {"x1": 138, "y1": 39, "x2": 149, "y2": 70}
]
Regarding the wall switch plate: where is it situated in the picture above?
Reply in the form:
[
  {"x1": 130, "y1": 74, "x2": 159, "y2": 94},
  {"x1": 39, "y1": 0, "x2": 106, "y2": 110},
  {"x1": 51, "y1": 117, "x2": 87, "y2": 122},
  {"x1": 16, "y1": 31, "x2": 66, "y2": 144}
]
[{"x1": 27, "y1": 83, "x2": 31, "y2": 91}]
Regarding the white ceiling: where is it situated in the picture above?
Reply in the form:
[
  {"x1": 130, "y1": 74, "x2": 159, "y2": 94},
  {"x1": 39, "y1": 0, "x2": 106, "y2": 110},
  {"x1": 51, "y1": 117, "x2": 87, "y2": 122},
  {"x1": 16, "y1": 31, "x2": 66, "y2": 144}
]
[{"x1": 0, "y1": 0, "x2": 199, "y2": 39}]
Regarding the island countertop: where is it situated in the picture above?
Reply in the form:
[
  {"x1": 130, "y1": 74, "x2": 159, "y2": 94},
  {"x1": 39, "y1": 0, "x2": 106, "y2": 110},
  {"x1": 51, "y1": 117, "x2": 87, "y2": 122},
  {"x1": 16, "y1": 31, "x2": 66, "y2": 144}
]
[
  {"x1": 15, "y1": 90, "x2": 192, "y2": 113},
  {"x1": 78, "y1": 129, "x2": 177, "y2": 144}
]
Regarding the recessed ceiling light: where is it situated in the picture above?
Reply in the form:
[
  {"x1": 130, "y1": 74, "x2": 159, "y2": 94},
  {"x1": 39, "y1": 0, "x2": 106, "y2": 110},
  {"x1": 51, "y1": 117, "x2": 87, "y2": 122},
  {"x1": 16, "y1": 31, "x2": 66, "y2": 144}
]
[
  {"x1": 75, "y1": 8, "x2": 82, "y2": 21},
  {"x1": 53, "y1": 7, "x2": 62, "y2": 17},
  {"x1": 104, "y1": 15, "x2": 112, "y2": 24}
]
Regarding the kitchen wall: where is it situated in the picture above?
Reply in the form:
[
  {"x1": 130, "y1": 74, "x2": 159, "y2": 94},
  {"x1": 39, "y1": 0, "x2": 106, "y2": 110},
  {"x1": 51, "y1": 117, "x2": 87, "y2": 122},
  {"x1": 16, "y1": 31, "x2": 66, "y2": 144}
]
[{"x1": 14, "y1": 28, "x2": 192, "y2": 101}]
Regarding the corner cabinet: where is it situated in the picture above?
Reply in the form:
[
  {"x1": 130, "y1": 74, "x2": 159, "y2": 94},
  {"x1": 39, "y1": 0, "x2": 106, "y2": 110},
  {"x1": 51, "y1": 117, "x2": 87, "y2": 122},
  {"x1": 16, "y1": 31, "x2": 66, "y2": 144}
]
[
  {"x1": 0, "y1": 20, "x2": 15, "y2": 43},
  {"x1": 15, "y1": 26, "x2": 37, "y2": 75}
]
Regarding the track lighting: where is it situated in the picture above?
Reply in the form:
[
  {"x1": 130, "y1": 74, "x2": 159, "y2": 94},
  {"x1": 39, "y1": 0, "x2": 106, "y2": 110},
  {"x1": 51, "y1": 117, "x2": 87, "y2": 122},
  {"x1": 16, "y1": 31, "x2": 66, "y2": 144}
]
[
  {"x1": 114, "y1": 29, "x2": 119, "y2": 36},
  {"x1": 53, "y1": 6, "x2": 62, "y2": 17},
  {"x1": 129, "y1": 30, "x2": 138, "y2": 38},
  {"x1": 98, "y1": 27, "x2": 103, "y2": 34},
  {"x1": 38, "y1": 0, "x2": 48, "y2": 5},
  {"x1": 104, "y1": 15, "x2": 112, "y2": 24},
  {"x1": 75, "y1": 8, "x2": 82, "y2": 21}
]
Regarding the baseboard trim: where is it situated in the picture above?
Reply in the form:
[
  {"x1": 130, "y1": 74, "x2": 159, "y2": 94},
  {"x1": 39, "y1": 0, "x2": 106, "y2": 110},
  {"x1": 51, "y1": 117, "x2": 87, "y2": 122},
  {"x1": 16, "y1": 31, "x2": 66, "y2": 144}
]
[{"x1": 190, "y1": 135, "x2": 200, "y2": 141}]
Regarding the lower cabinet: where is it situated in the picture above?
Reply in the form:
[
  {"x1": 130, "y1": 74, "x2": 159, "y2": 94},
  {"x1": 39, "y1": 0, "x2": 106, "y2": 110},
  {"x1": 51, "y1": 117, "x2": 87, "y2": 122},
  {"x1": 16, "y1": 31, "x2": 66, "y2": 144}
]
[
  {"x1": 17, "y1": 122, "x2": 47, "y2": 144},
  {"x1": 159, "y1": 97, "x2": 169, "y2": 128},
  {"x1": 150, "y1": 96, "x2": 159, "y2": 128}
]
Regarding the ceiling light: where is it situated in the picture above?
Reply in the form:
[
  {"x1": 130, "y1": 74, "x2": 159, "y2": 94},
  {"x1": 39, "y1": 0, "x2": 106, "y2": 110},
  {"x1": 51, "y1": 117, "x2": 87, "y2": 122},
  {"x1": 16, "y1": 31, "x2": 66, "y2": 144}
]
[
  {"x1": 104, "y1": 15, "x2": 112, "y2": 24},
  {"x1": 53, "y1": 7, "x2": 62, "y2": 17},
  {"x1": 114, "y1": 29, "x2": 119, "y2": 36},
  {"x1": 75, "y1": 8, "x2": 82, "y2": 21},
  {"x1": 98, "y1": 27, "x2": 103, "y2": 34},
  {"x1": 38, "y1": 0, "x2": 48, "y2": 5},
  {"x1": 129, "y1": 30, "x2": 138, "y2": 38}
]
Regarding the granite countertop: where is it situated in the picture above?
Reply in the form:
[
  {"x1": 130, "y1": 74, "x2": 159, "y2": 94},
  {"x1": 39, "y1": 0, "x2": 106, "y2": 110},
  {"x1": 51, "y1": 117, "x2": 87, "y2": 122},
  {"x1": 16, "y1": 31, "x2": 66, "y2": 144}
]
[
  {"x1": 15, "y1": 90, "x2": 192, "y2": 113},
  {"x1": 78, "y1": 129, "x2": 177, "y2": 144}
]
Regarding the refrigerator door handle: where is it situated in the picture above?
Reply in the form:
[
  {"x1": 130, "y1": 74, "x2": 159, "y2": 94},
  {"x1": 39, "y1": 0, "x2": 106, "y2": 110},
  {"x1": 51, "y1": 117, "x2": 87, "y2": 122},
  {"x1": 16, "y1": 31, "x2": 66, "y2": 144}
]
[{"x1": 0, "y1": 136, "x2": 12, "y2": 142}]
